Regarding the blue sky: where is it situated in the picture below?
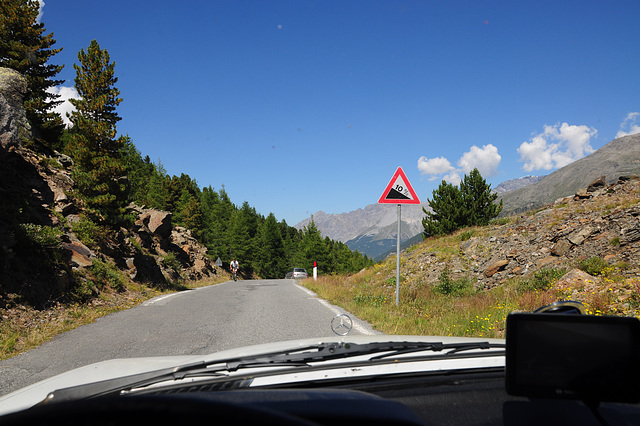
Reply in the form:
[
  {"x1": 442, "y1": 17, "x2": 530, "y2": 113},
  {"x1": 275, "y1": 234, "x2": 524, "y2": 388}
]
[{"x1": 40, "y1": 1, "x2": 640, "y2": 226}]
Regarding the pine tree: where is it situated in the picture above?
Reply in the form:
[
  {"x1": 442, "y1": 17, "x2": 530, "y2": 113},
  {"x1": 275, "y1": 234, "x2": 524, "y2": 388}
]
[
  {"x1": 459, "y1": 168, "x2": 502, "y2": 226},
  {"x1": 296, "y1": 219, "x2": 329, "y2": 271},
  {"x1": 228, "y1": 211, "x2": 248, "y2": 266},
  {"x1": 202, "y1": 186, "x2": 235, "y2": 261},
  {"x1": 200, "y1": 186, "x2": 223, "y2": 256},
  {"x1": 0, "y1": 0, "x2": 64, "y2": 146},
  {"x1": 67, "y1": 40, "x2": 128, "y2": 226},
  {"x1": 256, "y1": 213, "x2": 286, "y2": 278},
  {"x1": 422, "y1": 180, "x2": 465, "y2": 237},
  {"x1": 119, "y1": 138, "x2": 157, "y2": 207},
  {"x1": 422, "y1": 169, "x2": 502, "y2": 237},
  {"x1": 144, "y1": 161, "x2": 170, "y2": 209}
]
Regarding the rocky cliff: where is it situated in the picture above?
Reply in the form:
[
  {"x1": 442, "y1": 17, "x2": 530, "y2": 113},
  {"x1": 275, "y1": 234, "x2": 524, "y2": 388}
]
[
  {"x1": 0, "y1": 68, "x2": 31, "y2": 154},
  {"x1": 0, "y1": 68, "x2": 216, "y2": 308}
]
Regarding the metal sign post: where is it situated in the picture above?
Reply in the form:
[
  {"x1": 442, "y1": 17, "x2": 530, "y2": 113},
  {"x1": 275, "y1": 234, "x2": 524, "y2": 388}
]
[
  {"x1": 396, "y1": 204, "x2": 401, "y2": 306},
  {"x1": 378, "y1": 167, "x2": 420, "y2": 306}
]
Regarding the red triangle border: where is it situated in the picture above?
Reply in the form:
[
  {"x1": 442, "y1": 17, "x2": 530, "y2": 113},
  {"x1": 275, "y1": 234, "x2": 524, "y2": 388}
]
[{"x1": 378, "y1": 167, "x2": 421, "y2": 204}]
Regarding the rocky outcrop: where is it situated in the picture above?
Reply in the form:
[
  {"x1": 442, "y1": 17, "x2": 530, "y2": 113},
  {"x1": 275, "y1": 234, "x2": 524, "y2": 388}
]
[
  {"x1": 126, "y1": 205, "x2": 216, "y2": 282},
  {"x1": 138, "y1": 209, "x2": 173, "y2": 239},
  {"x1": 0, "y1": 68, "x2": 32, "y2": 154}
]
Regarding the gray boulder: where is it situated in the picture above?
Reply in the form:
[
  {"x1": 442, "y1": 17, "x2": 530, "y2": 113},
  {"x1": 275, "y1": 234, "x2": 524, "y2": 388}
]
[{"x1": 0, "y1": 68, "x2": 32, "y2": 154}]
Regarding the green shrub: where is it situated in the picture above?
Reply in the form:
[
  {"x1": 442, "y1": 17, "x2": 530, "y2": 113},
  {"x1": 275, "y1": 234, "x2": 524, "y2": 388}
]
[
  {"x1": 19, "y1": 223, "x2": 61, "y2": 249},
  {"x1": 435, "y1": 268, "x2": 474, "y2": 296},
  {"x1": 577, "y1": 257, "x2": 608, "y2": 276},
  {"x1": 69, "y1": 269, "x2": 98, "y2": 302},
  {"x1": 354, "y1": 293, "x2": 388, "y2": 307},
  {"x1": 38, "y1": 157, "x2": 62, "y2": 169},
  {"x1": 162, "y1": 252, "x2": 182, "y2": 272},
  {"x1": 70, "y1": 279, "x2": 98, "y2": 302},
  {"x1": 128, "y1": 237, "x2": 143, "y2": 253},
  {"x1": 458, "y1": 230, "x2": 475, "y2": 241},
  {"x1": 71, "y1": 216, "x2": 99, "y2": 248},
  {"x1": 90, "y1": 259, "x2": 126, "y2": 291},
  {"x1": 519, "y1": 268, "x2": 566, "y2": 291}
]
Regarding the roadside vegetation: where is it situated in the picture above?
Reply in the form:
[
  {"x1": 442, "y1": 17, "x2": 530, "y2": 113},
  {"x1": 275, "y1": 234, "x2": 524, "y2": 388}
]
[{"x1": 303, "y1": 236, "x2": 640, "y2": 339}]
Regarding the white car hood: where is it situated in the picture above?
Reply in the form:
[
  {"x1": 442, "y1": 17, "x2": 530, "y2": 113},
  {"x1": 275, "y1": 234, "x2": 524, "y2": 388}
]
[{"x1": 0, "y1": 335, "x2": 505, "y2": 417}]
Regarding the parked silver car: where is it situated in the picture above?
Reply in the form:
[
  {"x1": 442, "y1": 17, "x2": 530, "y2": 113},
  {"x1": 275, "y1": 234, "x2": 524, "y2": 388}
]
[{"x1": 285, "y1": 268, "x2": 308, "y2": 279}]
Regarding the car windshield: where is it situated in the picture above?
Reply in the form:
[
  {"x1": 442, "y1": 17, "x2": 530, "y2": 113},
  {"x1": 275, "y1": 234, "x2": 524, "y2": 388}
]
[{"x1": 1, "y1": 1, "x2": 640, "y2": 424}]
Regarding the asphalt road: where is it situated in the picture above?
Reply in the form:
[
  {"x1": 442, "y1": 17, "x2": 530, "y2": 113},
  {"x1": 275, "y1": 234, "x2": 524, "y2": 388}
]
[{"x1": 0, "y1": 279, "x2": 380, "y2": 397}]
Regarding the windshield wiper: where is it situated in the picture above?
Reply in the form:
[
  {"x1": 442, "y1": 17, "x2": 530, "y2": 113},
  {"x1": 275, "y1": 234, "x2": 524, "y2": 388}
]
[
  {"x1": 43, "y1": 341, "x2": 504, "y2": 403},
  {"x1": 369, "y1": 341, "x2": 505, "y2": 360},
  {"x1": 42, "y1": 361, "x2": 227, "y2": 404},
  {"x1": 225, "y1": 341, "x2": 504, "y2": 371}
]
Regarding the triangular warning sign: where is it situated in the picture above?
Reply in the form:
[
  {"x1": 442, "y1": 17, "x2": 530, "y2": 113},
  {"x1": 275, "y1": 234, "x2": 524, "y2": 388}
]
[{"x1": 378, "y1": 167, "x2": 420, "y2": 204}]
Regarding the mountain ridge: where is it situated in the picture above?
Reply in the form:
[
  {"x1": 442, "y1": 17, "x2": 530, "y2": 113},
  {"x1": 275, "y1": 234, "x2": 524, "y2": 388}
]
[{"x1": 499, "y1": 133, "x2": 640, "y2": 215}]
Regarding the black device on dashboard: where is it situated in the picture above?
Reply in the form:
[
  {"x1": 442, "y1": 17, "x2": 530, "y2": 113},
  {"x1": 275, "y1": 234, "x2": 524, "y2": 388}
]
[{"x1": 505, "y1": 312, "x2": 640, "y2": 403}]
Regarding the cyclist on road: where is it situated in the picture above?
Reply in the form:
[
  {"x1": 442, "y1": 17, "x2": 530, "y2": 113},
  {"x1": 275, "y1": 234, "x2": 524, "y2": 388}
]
[{"x1": 230, "y1": 259, "x2": 239, "y2": 281}]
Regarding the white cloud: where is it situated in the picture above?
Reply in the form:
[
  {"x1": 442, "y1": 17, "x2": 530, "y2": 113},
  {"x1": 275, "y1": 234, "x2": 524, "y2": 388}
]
[
  {"x1": 417, "y1": 144, "x2": 501, "y2": 184},
  {"x1": 47, "y1": 86, "x2": 80, "y2": 127},
  {"x1": 616, "y1": 112, "x2": 640, "y2": 138},
  {"x1": 444, "y1": 171, "x2": 461, "y2": 185},
  {"x1": 517, "y1": 134, "x2": 554, "y2": 171},
  {"x1": 518, "y1": 122, "x2": 597, "y2": 172},
  {"x1": 36, "y1": 1, "x2": 45, "y2": 23},
  {"x1": 457, "y1": 144, "x2": 501, "y2": 177},
  {"x1": 417, "y1": 156, "x2": 454, "y2": 180}
]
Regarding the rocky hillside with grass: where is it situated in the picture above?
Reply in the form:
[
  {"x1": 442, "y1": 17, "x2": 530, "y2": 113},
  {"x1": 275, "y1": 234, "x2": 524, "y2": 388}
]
[
  {"x1": 304, "y1": 174, "x2": 640, "y2": 340},
  {"x1": 1, "y1": 68, "x2": 218, "y2": 309},
  {"x1": 392, "y1": 174, "x2": 640, "y2": 316}
]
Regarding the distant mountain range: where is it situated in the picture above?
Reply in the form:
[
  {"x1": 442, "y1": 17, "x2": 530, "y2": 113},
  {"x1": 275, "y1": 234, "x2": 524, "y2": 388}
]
[
  {"x1": 493, "y1": 175, "x2": 544, "y2": 195},
  {"x1": 295, "y1": 203, "x2": 429, "y2": 260},
  {"x1": 296, "y1": 133, "x2": 640, "y2": 259}
]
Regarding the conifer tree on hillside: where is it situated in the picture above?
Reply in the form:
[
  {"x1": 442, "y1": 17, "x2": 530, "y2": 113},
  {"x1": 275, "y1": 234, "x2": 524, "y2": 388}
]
[
  {"x1": 119, "y1": 138, "x2": 157, "y2": 206},
  {"x1": 422, "y1": 168, "x2": 501, "y2": 237},
  {"x1": 0, "y1": 0, "x2": 65, "y2": 146},
  {"x1": 422, "y1": 180, "x2": 465, "y2": 237},
  {"x1": 459, "y1": 168, "x2": 502, "y2": 227},
  {"x1": 256, "y1": 213, "x2": 286, "y2": 278},
  {"x1": 67, "y1": 40, "x2": 129, "y2": 226},
  {"x1": 296, "y1": 220, "x2": 329, "y2": 272},
  {"x1": 200, "y1": 186, "x2": 235, "y2": 262},
  {"x1": 228, "y1": 203, "x2": 260, "y2": 274}
]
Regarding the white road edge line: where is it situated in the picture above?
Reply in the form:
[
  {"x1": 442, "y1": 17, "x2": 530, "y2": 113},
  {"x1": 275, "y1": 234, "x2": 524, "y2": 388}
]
[
  {"x1": 142, "y1": 293, "x2": 181, "y2": 306},
  {"x1": 294, "y1": 283, "x2": 375, "y2": 336}
]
